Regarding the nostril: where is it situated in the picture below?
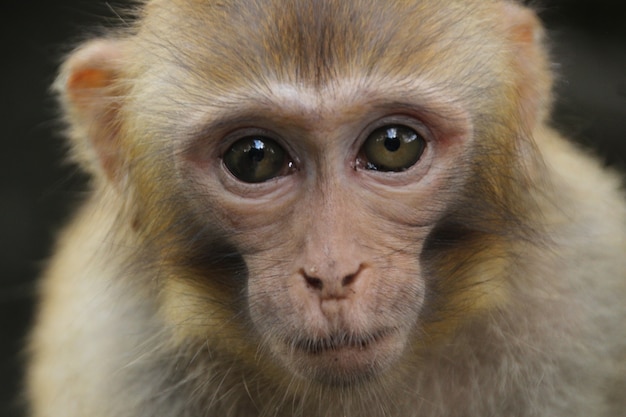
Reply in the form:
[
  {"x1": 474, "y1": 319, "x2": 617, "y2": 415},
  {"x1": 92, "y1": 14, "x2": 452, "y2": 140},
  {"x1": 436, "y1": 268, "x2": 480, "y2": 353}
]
[
  {"x1": 342, "y1": 263, "x2": 365, "y2": 287},
  {"x1": 302, "y1": 271, "x2": 324, "y2": 290},
  {"x1": 300, "y1": 264, "x2": 366, "y2": 294},
  {"x1": 342, "y1": 272, "x2": 357, "y2": 287}
]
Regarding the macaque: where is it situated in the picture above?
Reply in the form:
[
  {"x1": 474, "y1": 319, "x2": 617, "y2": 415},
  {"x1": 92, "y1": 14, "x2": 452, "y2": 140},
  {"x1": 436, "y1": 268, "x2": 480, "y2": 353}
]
[{"x1": 27, "y1": 0, "x2": 626, "y2": 416}]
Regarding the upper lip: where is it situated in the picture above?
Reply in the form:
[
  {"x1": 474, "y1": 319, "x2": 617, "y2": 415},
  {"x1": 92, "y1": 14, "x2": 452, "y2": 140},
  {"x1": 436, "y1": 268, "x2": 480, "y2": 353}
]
[{"x1": 291, "y1": 328, "x2": 393, "y2": 355}]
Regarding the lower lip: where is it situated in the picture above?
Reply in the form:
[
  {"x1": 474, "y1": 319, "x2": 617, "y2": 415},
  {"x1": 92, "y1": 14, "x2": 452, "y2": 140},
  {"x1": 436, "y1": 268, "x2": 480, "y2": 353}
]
[
  {"x1": 295, "y1": 329, "x2": 391, "y2": 355},
  {"x1": 285, "y1": 330, "x2": 400, "y2": 384}
]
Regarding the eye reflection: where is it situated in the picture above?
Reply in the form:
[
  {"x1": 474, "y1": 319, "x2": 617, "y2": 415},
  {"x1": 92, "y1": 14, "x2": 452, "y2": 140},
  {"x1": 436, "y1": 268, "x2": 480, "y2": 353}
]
[
  {"x1": 223, "y1": 136, "x2": 290, "y2": 183},
  {"x1": 361, "y1": 125, "x2": 426, "y2": 172}
]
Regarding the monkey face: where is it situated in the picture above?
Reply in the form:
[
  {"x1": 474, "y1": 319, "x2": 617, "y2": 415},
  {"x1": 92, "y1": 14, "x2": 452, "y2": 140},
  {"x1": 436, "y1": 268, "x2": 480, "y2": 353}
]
[
  {"x1": 118, "y1": 0, "x2": 517, "y2": 387},
  {"x1": 72, "y1": 0, "x2": 531, "y2": 388},
  {"x1": 165, "y1": 79, "x2": 476, "y2": 384}
]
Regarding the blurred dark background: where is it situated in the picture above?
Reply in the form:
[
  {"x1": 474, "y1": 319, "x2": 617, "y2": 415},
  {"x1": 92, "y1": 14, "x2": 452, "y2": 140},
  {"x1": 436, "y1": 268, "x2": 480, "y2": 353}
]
[{"x1": 1, "y1": 1, "x2": 625, "y2": 416}]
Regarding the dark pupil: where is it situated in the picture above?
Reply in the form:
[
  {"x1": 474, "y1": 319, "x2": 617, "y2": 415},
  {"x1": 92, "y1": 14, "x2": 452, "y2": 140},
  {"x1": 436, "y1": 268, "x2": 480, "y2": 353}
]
[
  {"x1": 384, "y1": 132, "x2": 401, "y2": 152},
  {"x1": 249, "y1": 141, "x2": 265, "y2": 163}
]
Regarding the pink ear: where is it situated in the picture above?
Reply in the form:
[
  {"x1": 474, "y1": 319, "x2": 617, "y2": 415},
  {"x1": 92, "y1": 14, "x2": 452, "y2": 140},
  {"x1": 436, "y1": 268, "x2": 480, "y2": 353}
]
[
  {"x1": 501, "y1": 1, "x2": 553, "y2": 131},
  {"x1": 57, "y1": 39, "x2": 128, "y2": 184}
]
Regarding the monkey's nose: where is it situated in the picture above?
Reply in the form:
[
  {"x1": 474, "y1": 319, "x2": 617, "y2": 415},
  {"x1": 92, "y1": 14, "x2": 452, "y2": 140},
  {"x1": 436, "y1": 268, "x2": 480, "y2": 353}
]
[{"x1": 300, "y1": 264, "x2": 366, "y2": 299}]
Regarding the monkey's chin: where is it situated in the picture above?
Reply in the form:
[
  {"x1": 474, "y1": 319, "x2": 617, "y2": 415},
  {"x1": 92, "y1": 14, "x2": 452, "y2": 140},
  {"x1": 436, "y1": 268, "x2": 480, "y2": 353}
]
[{"x1": 278, "y1": 328, "x2": 404, "y2": 385}]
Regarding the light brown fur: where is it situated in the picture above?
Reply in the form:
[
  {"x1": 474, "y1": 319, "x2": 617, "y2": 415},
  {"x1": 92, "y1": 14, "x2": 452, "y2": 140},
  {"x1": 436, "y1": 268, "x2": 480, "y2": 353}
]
[{"x1": 28, "y1": 1, "x2": 626, "y2": 416}]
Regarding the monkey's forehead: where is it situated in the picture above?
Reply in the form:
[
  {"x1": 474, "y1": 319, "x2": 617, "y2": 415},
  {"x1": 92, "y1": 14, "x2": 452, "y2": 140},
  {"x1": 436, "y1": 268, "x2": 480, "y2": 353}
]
[{"x1": 131, "y1": 0, "x2": 509, "y2": 94}]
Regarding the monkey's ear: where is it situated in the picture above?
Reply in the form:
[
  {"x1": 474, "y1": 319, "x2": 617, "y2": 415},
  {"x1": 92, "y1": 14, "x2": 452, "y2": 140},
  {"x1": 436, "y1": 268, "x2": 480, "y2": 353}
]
[
  {"x1": 56, "y1": 39, "x2": 128, "y2": 184},
  {"x1": 501, "y1": 1, "x2": 553, "y2": 131}
]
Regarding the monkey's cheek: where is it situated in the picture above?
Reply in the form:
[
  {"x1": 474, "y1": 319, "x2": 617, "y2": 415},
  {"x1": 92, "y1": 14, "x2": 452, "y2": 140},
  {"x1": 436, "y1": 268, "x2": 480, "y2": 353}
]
[{"x1": 273, "y1": 328, "x2": 408, "y2": 385}]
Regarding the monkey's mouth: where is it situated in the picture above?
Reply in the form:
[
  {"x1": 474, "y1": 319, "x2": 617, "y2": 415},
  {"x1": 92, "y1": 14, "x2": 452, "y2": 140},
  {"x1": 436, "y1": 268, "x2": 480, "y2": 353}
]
[
  {"x1": 280, "y1": 328, "x2": 402, "y2": 383},
  {"x1": 292, "y1": 328, "x2": 393, "y2": 355}
]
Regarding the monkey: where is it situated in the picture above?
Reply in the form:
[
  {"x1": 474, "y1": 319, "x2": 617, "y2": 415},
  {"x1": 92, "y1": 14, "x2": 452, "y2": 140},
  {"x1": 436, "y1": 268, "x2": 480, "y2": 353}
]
[{"x1": 26, "y1": 0, "x2": 626, "y2": 416}]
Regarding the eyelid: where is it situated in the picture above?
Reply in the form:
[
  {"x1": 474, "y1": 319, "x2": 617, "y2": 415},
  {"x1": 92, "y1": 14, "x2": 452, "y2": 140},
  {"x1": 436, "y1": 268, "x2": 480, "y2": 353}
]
[
  {"x1": 356, "y1": 115, "x2": 433, "y2": 150},
  {"x1": 219, "y1": 128, "x2": 280, "y2": 156},
  {"x1": 218, "y1": 127, "x2": 304, "y2": 164}
]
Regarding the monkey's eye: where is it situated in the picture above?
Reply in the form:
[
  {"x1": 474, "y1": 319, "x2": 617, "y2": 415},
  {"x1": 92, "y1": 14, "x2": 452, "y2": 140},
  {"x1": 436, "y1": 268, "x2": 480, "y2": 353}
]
[
  {"x1": 360, "y1": 125, "x2": 426, "y2": 172},
  {"x1": 223, "y1": 136, "x2": 291, "y2": 183}
]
